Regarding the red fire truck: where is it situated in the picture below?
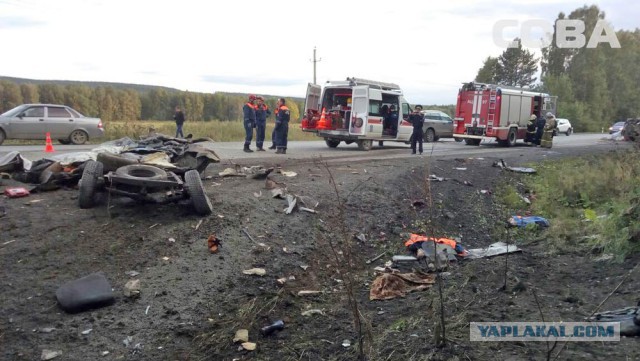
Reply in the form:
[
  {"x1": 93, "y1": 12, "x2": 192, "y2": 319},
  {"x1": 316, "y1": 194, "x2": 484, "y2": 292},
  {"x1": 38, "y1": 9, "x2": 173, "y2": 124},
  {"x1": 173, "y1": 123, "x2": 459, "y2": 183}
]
[{"x1": 453, "y1": 82, "x2": 557, "y2": 146}]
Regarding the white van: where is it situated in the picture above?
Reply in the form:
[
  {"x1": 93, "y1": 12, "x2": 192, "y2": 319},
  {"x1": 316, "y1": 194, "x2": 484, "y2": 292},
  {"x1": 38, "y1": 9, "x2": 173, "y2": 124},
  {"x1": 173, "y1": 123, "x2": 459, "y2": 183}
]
[{"x1": 301, "y1": 77, "x2": 416, "y2": 150}]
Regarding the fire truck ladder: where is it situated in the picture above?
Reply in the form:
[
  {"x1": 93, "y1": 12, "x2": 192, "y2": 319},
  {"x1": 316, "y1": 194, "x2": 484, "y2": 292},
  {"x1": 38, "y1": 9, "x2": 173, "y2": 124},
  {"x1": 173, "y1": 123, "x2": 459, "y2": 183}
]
[{"x1": 487, "y1": 87, "x2": 497, "y2": 128}]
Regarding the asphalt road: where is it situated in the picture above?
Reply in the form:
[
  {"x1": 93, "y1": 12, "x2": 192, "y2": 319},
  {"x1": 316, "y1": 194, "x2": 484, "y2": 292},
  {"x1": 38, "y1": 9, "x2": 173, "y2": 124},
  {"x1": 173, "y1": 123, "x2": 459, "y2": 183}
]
[{"x1": 0, "y1": 133, "x2": 623, "y2": 164}]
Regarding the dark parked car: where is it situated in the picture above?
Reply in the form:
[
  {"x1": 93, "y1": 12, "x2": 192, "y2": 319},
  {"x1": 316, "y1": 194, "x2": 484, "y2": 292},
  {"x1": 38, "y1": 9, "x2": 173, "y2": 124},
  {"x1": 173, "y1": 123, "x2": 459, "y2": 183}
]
[{"x1": 0, "y1": 104, "x2": 104, "y2": 145}]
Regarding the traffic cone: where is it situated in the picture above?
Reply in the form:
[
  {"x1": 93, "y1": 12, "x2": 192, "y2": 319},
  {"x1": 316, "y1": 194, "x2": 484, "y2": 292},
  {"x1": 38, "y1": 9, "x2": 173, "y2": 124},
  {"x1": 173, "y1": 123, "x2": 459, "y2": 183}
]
[
  {"x1": 45, "y1": 132, "x2": 55, "y2": 153},
  {"x1": 317, "y1": 108, "x2": 328, "y2": 129}
]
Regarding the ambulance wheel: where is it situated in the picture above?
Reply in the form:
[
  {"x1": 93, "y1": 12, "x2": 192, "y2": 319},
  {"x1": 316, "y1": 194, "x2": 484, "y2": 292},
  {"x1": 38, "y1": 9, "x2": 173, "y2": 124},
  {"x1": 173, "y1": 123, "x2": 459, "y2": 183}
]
[
  {"x1": 424, "y1": 129, "x2": 436, "y2": 142},
  {"x1": 325, "y1": 138, "x2": 340, "y2": 148},
  {"x1": 357, "y1": 139, "x2": 373, "y2": 151}
]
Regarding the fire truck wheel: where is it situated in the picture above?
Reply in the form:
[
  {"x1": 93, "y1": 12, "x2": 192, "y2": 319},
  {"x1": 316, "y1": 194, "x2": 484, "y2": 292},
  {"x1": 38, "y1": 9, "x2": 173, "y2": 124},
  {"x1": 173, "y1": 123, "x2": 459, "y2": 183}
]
[
  {"x1": 465, "y1": 139, "x2": 481, "y2": 146},
  {"x1": 455, "y1": 138, "x2": 464, "y2": 142},
  {"x1": 424, "y1": 128, "x2": 436, "y2": 143},
  {"x1": 357, "y1": 139, "x2": 373, "y2": 151},
  {"x1": 325, "y1": 138, "x2": 341, "y2": 148},
  {"x1": 507, "y1": 127, "x2": 517, "y2": 146}
]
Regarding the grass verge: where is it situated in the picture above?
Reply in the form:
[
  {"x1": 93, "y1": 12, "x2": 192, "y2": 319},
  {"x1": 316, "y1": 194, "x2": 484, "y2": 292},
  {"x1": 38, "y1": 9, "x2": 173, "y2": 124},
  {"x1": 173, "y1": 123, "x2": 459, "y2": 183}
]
[{"x1": 496, "y1": 149, "x2": 640, "y2": 260}]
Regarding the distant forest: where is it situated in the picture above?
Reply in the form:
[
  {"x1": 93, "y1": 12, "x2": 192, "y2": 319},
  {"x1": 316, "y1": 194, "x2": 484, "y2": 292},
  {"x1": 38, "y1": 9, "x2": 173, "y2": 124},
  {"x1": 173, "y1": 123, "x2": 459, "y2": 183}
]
[{"x1": 0, "y1": 76, "x2": 304, "y2": 122}]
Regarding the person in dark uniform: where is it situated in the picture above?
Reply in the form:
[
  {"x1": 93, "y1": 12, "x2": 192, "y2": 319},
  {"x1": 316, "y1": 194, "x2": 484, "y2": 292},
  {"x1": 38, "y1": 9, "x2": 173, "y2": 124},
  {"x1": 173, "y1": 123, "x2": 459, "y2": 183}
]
[
  {"x1": 274, "y1": 98, "x2": 290, "y2": 154},
  {"x1": 525, "y1": 114, "x2": 537, "y2": 145},
  {"x1": 534, "y1": 114, "x2": 546, "y2": 146},
  {"x1": 173, "y1": 106, "x2": 185, "y2": 138},
  {"x1": 254, "y1": 96, "x2": 271, "y2": 151},
  {"x1": 409, "y1": 105, "x2": 425, "y2": 154},
  {"x1": 243, "y1": 95, "x2": 257, "y2": 152},
  {"x1": 388, "y1": 104, "x2": 399, "y2": 135}
]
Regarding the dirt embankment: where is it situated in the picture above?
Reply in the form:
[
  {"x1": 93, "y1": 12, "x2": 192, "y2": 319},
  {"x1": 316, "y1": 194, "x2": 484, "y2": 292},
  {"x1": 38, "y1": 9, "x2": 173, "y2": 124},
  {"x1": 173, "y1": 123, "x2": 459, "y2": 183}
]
[{"x1": 1, "y1": 145, "x2": 639, "y2": 361}]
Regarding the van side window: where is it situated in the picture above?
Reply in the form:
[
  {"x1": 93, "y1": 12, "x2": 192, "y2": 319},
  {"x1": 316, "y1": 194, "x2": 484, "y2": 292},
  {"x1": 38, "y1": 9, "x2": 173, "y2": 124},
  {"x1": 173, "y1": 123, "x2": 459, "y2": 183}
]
[{"x1": 369, "y1": 100, "x2": 382, "y2": 116}]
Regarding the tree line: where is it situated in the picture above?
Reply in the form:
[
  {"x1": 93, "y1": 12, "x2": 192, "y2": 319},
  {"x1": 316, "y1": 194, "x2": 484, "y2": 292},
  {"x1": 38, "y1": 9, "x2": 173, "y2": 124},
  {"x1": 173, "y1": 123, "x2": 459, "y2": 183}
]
[
  {"x1": 0, "y1": 80, "x2": 302, "y2": 123},
  {"x1": 475, "y1": 4, "x2": 640, "y2": 131}
]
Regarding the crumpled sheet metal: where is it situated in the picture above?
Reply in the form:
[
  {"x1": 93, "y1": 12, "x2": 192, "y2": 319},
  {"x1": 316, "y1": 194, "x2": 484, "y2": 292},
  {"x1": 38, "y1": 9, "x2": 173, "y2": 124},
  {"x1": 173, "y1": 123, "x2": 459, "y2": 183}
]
[
  {"x1": 465, "y1": 242, "x2": 521, "y2": 259},
  {"x1": 0, "y1": 151, "x2": 32, "y2": 172}
]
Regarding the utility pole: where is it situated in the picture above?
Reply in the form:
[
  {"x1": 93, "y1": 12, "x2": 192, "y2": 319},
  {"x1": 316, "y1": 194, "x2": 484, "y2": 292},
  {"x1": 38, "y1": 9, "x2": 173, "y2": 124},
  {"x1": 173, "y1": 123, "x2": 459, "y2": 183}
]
[{"x1": 311, "y1": 46, "x2": 322, "y2": 84}]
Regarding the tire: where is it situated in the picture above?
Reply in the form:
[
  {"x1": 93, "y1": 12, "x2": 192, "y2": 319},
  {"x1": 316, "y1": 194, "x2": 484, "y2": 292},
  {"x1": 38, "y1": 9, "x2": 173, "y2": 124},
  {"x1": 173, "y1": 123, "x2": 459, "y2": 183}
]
[
  {"x1": 58, "y1": 139, "x2": 71, "y2": 145},
  {"x1": 69, "y1": 130, "x2": 89, "y2": 145},
  {"x1": 424, "y1": 128, "x2": 436, "y2": 143},
  {"x1": 97, "y1": 152, "x2": 138, "y2": 172},
  {"x1": 115, "y1": 164, "x2": 167, "y2": 180},
  {"x1": 79, "y1": 160, "x2": 103, "y2": 209},
  {"x1": 566, "y1": 128, "x2": 572, "y2": 136},
  {"x1": 185, "y1": 170, "x2": 213, "y2": 215},
  {"x1": 506, "y1": 127, "x2": 517, "y2": 147},
  {"x1": 455, "y1": 138, "x2": 463, "y2": 142},
  {"x1": 357, "y1": 139, "x2": 373, "y2": 151},
  {"x1": 325, "y1": 138, "x2": 340, "y2": 148},
  {"x1": 464, "y1": 138, "x2": 481, "y2": 146},
  {"x1": 0, "y1": 129, "x2": 5, "y2": 145}
]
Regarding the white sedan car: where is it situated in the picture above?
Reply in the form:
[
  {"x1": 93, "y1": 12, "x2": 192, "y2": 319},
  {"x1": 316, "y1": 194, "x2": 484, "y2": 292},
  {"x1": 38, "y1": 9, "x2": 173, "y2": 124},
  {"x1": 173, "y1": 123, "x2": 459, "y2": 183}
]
[{"x1": 554, "y1": 118, "x2": 573, "y2": 136}]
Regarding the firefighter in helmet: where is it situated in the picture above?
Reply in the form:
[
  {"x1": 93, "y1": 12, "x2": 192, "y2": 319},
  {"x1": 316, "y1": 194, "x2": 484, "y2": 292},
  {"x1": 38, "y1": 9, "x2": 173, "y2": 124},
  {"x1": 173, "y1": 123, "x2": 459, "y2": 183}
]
[
  {"x1": 525, "y1": 114, "x2": 537, "y2": 145},
  {"x1": 540, "y1": 112, "x2": 557, "y2": 148},
  {"x1": 243, "y1": 95, "x2": 257, "y2": 152}
]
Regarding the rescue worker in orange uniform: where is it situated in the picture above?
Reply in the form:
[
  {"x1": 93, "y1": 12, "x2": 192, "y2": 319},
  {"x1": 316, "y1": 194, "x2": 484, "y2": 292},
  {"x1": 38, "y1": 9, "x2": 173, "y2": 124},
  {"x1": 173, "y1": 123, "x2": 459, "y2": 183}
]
[
  {"x1": 274, "y1": 98, "x2": 290, "y2": 154},
  {"x1": 254, "y1": 96, "x2": 271, "y2": 151},
  {"x1": 243, "y1": 95, "x2": 257, "y2": 152}
]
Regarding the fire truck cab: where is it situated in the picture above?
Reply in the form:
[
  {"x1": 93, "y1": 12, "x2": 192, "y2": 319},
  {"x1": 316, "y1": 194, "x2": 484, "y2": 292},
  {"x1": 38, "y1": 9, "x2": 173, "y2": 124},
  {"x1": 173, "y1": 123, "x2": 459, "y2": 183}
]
[
  {"x1": 453, "y1": 82, "x2": 557, "y2": 146},
  {"x1": 301, "y1": 77, "x2": 416, "y2": 150}
]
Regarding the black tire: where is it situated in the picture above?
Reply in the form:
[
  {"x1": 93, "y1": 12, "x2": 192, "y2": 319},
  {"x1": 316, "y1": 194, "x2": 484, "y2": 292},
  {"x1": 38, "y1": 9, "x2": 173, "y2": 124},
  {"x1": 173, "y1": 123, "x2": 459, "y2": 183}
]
[
  {"x1": 185, "y1": 170, "x2": 213, "y2": 215},
  {"x1": 97, "y1": 152, "x2": 138, "y2": 172},
  {"x1": 115, "y1": 164, "x2": 167, "y2": 180},
  {"x1": 566, "y1": 128, "x2": 572, "y2": 136},
  {"x1": 357, "y1": 139, "x2": 373, "y2": 151},
  {"x1": 506, "y1": 127, "x2": 517, "y2": 147},
  {"x1": 79, "y1": 161, "x2": 103, "y2": 209},
  {"x1": 0, "y1": 129, "x2": 5, "y2": 145},
  {"x1": 325, "y1": 138, "x2": 340, "y2": 148},
  {"x1": 455, "y1": 138, "x2": 463, "y2": 142},
  {"x1": 464, "y1": 138, "x2": 481, "y2": 146},
  {"x1": 70, "y1": 130, "x2": 89, "y2": 145},
  {"x1": 58, "y1": 139, "x2": 71, "y2": 145},
  {"x1": 424, "y1": 128, "x2": 436, "y2": 142}
]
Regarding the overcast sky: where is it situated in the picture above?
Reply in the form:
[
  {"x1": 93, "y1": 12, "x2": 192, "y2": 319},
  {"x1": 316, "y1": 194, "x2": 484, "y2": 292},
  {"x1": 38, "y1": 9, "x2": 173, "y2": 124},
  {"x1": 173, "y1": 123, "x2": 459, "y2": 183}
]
[{"x1": 0, "y1": 0, "x2": 637, "y2": 105}]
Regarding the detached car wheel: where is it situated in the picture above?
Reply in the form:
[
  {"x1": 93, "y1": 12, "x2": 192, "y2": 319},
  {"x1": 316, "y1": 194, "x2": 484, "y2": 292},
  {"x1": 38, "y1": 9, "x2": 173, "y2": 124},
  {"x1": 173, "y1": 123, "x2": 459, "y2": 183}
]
[
  {"x1": 115, "y1": 164, "x2": 167, "y2": 180},
  {"x1": 79, "y1": 160, "x2": 104, "y2": 209},
  {"x1": 184, "y1": 170, "x2": 213, "y2": 215}
]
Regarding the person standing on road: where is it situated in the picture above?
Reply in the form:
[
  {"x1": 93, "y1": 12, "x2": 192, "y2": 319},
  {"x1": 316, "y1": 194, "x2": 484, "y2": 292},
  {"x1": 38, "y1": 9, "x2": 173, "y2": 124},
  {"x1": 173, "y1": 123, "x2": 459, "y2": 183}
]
[
  {"x1": 268, "y1": 105, "x2": 278, "y2": 150},
  {"x1": 274, "y1": 98, "x2": 290, "y2": 154},
  {"x1": 534, "y1": 114, "x2": 546, "y2": 146},
  {"x1": 408, "y1": 105, "x2": 425, "y2": 154},
  {"x1": 243, "y1": 95, "x2": 257, "y2": 152},
  {"x1": 525, "y1": 114, "x2": 537, "y2": 145},
  {"x1": 540, "y1": 112, "x2": 557, "y2": 148},
  {"x1": 173, "y1": 106, "x2": 185, "y2": 138},
  {"x1": 254, "y1": 96, "x2": 271, "y2": 151}
]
